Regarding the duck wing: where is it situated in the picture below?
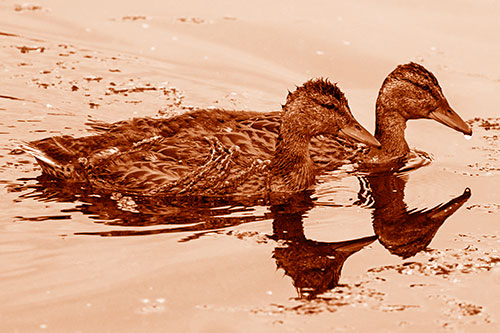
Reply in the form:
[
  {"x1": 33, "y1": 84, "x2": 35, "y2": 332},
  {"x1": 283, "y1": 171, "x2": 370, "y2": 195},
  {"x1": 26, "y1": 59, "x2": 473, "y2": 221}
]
[
  {"x1": 25, "y1": 109, "x2": 281, "y2": 195},
  {"x1": 84, "y1": 134, "x2": 270, "y2": 196}
]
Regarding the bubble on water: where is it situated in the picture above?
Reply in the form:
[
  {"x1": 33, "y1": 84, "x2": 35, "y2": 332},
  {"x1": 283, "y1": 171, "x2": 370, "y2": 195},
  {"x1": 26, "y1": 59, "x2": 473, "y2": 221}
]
[{"x1": 464, "y1": 134, "x2": 472, "y2": 140}]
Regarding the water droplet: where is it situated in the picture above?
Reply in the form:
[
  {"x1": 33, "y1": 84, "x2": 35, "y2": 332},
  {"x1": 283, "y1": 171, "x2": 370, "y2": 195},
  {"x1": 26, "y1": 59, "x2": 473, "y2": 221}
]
[{"x1": 464, "y1": 134, "x2": 472, "y2": 140}]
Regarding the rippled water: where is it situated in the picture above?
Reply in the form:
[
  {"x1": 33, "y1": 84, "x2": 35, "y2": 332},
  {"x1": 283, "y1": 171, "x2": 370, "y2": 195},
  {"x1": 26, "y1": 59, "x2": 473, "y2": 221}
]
[{"x1": 2, "y1": 1, "x2": 500, "y2": 331}]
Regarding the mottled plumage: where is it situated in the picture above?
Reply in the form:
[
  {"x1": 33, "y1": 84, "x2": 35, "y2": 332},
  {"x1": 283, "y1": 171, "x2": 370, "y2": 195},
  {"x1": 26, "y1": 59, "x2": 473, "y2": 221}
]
[{"x1": 23, "y1": 78, "x2": 379, "y2": 197}]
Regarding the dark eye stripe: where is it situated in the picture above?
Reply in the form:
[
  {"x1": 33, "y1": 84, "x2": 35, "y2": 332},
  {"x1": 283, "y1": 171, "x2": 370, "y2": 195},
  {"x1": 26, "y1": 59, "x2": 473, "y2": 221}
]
[{"x1": 399, "y1": 77, "x2": 441, "y2": 100}]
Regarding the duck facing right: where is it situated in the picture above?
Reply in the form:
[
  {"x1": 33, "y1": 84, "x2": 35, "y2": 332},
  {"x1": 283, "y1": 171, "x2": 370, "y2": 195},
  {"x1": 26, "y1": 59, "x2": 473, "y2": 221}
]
[{"x1": 311, "y1": 62, "x2": 472, "y2": 171}]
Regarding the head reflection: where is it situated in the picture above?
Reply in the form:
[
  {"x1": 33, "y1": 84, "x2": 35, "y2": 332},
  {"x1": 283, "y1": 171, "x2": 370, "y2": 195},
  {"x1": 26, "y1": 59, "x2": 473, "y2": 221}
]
[
  {"x1": 359, "y1": 172, "x2": 471, "y2": 259},
  {"x1": 269, "y1": 192, "x2": 377, "y2": 299}
]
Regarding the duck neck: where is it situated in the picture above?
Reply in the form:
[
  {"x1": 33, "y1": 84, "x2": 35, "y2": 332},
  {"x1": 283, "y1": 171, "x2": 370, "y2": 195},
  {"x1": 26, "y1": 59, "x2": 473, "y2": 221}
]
[
  {"x1": 270, "y1": 130, "x2": 316, "y2": 192},
  {"x1": 368, "y1": 174, "x2": 408, "y2": 217},
  {"x1": 374, "y1": 103, "x2": 410, "y2": 158}
]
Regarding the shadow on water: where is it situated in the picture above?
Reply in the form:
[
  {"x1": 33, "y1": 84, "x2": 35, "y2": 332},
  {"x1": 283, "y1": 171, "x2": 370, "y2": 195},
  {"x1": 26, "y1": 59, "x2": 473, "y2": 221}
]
[{"x1": 11, "y1": 168, "x2": 471, "y2": 299}]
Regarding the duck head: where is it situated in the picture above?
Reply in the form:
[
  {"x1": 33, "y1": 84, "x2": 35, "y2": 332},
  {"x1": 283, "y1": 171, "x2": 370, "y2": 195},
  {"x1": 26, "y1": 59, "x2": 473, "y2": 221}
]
[
  {"x1": 377, "y1": 62, "x2": 472, "y2": 136},
  {"x1": 271, "y1": 79, "x2": 379, "y2": 192},
  {"x1": 281, "y1": 78, "x2": 380, "y2": 147}
]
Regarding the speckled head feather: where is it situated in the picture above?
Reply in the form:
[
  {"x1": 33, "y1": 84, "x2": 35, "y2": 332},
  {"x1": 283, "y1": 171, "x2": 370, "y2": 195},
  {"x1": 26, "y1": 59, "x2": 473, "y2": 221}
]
[
  {"x1": 384, "y1": 62, "x2": 443, "y2": 100},
  {"x1": 286, "y1": 78, "x2": 348, "y2": 107},
  {"x1": 400, "y1": 62, "x2": 440, "y2": 86}
]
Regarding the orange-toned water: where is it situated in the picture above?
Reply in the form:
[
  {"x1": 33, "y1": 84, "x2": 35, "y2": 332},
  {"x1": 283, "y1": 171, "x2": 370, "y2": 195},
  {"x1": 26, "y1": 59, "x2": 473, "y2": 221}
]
[{"x1": 1, "y1": 1, "x2": 500, "y2": 331}]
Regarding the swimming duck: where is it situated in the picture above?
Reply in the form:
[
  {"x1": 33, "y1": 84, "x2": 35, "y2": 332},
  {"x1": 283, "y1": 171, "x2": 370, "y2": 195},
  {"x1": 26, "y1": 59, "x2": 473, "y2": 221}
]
[
  {"x1": 310, "y1": 62, "x2": 472, "y2": 170},
  {"x1": 23, "y1": 79, "x2": 380, "y2": 197}
]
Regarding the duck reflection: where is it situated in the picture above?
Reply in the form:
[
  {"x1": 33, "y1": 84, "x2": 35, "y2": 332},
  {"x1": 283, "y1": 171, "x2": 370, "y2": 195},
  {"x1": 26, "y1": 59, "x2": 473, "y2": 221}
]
[
  {"x1": 360, "y1": 172, "x2": 471, "y2": 258},
  {"x1": 14, "y1": 167, "x2": 470, "y2": 299},
  {"x1": 269, "y1": 192, "x2": 377, "y2": 299},
  {"x1": 15, "y1": 175, "x2": 272, "y2": 237}
]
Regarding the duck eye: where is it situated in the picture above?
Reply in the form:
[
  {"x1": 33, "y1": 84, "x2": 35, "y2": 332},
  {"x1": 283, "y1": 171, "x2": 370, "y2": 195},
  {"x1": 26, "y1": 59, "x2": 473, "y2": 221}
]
[{"x1": 322, "y1": 103, "x2": 337, "y2": 110}]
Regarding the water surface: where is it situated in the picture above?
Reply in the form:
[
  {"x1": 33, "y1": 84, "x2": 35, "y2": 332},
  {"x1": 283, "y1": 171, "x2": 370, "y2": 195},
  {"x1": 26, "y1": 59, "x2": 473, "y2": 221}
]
[{"x1": 1, "y1": 1, "x2": 500, "y2": 331}]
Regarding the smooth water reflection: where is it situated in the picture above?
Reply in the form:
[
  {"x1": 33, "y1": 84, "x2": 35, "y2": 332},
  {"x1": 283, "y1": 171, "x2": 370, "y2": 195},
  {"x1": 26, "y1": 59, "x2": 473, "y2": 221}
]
[
  {"x1": 269, "y1": 192, "x2": 377, "y2": 299},
  {"x1": 366, "y1": 173, "x2": 471, "y2": 258}
]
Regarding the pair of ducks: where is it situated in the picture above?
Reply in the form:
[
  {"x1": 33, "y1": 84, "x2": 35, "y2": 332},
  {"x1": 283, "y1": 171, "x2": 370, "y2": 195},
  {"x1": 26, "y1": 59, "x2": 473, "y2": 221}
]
[{"x1": 24, "y1": 63, "x2": 471, "y2": 198}]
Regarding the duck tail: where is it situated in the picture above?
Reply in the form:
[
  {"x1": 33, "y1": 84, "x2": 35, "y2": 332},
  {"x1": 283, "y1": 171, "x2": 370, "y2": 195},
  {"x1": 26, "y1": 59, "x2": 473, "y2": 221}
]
[
  {"x1": 85, "y1": 116, "x2": 113, "y2": 133},
  {"x1": 19, "y1": 141, "x2": 68, "y2": 178}
]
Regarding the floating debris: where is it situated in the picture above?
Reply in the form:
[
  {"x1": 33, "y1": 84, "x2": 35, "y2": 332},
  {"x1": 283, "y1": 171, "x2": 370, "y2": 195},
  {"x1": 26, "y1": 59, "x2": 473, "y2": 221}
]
[
  {"x1": 177, "y1": 17, "x2": 205, "y2": 24},
  {"x1": 83, "y1": 75, "x2": 103, "y2": 82},
  {"x1": 16, "y1": 45, "x2": 45, "y2": 53},
  {"x1": 121, "y1": 15, "x2": 148, "y2": 21},
  {"x1": 14, "y1": 3, "x2": 43, "y2": 12}
]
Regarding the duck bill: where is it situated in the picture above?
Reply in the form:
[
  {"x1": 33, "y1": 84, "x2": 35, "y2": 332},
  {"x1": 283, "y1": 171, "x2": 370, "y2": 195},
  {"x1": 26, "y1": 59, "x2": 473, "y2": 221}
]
[
  {"x1": 426, "y1": 187, "x2": 471, "y2": 221},
  {"x1": 339, "y1": 122, "x2": 381, "y2": 148},
  {"x1": 429, "y1": 100, "x2": 472, "y2": 136},
  {"x1": 334, "y1": 235, "x2": 378, "y2": 253}
]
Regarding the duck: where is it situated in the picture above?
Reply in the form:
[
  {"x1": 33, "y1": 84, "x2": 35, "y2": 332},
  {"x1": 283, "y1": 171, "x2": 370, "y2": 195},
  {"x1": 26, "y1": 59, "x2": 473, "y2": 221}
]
[
  {"x1": 23, "y1": 78, "x2": 380, "y2": 197},
  {"x1": 310, "y1": 62, "x2": 472, "y2": 170}
]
